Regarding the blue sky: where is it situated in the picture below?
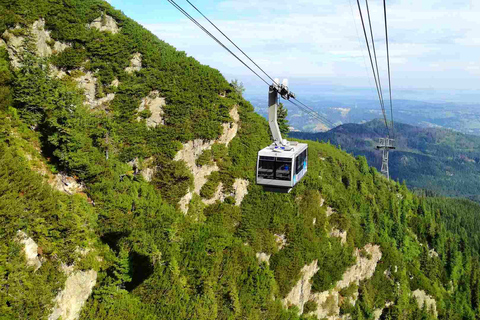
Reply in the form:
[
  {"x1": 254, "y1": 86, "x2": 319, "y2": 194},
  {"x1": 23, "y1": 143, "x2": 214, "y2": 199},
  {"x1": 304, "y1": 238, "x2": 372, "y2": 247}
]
[{"x1": 106, "y1": 0, "x2": 480, "y2": 101}]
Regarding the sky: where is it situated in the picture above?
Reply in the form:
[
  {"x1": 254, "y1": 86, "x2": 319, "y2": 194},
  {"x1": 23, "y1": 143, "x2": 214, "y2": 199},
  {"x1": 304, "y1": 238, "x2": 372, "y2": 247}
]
[{"x1": 105, "y1": 0, "x2": 480, "y2": 101}]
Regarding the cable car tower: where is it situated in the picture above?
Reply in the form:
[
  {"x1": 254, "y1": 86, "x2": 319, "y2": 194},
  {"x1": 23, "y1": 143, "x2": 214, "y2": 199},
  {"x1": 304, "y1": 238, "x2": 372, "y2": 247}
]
[
  {"x1": 376, "y1": 137, "x2": 395, "y2": 179},
  {"x1": 256, "y1": 79, "x2": 308, "y2": 192}
]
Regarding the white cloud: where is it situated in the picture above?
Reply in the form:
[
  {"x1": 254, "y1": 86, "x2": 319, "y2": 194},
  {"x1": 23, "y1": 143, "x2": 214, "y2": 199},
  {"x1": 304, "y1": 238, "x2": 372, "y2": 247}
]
[{"x1": 135, "y1": 0, "x2": 480, "y2": 91}]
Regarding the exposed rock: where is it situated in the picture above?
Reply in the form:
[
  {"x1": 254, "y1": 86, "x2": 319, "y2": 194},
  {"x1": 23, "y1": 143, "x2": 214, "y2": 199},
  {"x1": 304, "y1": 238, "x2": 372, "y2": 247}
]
[
  {"x1": 319, "y1": 196, "x2": 325, "y2": 207},
  {"x1": 49, "y1": 65, "x2": 67, "y2": 79},
  {"x1": 412, "y1": 289, "x2": 437, "y2": 317},
  {"x1": 174, "y1": 139, "x2": 219, "y2": 213},
  {"x1": 52, "y1": 173, "x2": 84, "y2": 195},
  {"x1": 285, "y1": 244, "x2": 382, "y2": 319},
  {"x1": 326, "y1": 206, "x2": 334, "y2": 217},
  {"x1": 335, "y1": 244, "x2": 382, "y2": 290},
  {"x1": 53, "y1": 41, "x2": 70, "y2": 53},
  {"x1": 202, "y1": 183, "x2": 225, "y2": 205},
  {"x1": 75, "y1": 71, "x2": 96, "y2": 106},
  {"x1": 125, "y1": 52, "x2": 142, "y2": 73},
  {"x1": 89, "y1": 15, "x2": 119, "y2": 34},
  {"x1": 284, "y1": 260, "x2": 319, "y2": 313},
  {"x1": 373, "y1": 308, "x2": 383, "y2": 320},
  {"x1": 330, "y1": 228, "x2": 347, "y2": 245},
  {"x1": 232, "y1": 178, "x2": 249, "y2": 206},
  {"x1": 74, "y1": 72, "x2": 115, "y2": 109},
  {"x1": 217, "y1": 106, "x2": 240, "y2": 145},
  {"x1": 16, "y1": 231, "x2": 42, "y2": 271},
  {"x1": 310, "y1": 290, "x2": 340, "y2": 319},
  {"x1": 142, "y1": 167, "x2": 155, "y2": 182},
  {"x1": 95, "y1": 93, "x2": 115, "y2": 109},
  {"x1": 31, "y1": 19, "x2": 52, "y2": 57},
  {"x1": 2, "y1": 28, "x2": 25, "y2": 68},
  {"x1": 174, "y1": 106, "x2": 241, "y2": 212},
  {"x1": 179, "y1": 192, "x2": 193, "y2": 214},
  {"x1": 48, "y1": 270, "x2": 97, "y2": 320},
  {"x1": 275, "y1": 234, "x2": 287, "y2": 250},
  {"x1": 0, "y1": 38, "x2": 6, "y2": 47},
  {"x1": 429, "y1": 249, "x2": 439, "y2": 258},
  {"x1": 137, "y1": 91, "x2": 165, "y2": 128},
  {"x1": 256, "y1": 252, "x2": 271, "y2": 265},
  {"x1": 111, "y1": 78, "x2": 120, "y2": 87}
]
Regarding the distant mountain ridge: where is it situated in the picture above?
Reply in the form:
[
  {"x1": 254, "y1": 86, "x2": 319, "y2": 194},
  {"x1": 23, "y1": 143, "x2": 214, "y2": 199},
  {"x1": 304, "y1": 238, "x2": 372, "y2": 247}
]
[{"x1": 290, "y1": 119, "x2": 480, "y2": 200}]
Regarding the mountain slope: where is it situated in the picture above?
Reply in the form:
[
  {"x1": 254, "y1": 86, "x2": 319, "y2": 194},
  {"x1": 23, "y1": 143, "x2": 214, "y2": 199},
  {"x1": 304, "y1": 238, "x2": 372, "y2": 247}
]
[
  {"x1": 291, "y1": 119, "x2": 480, "y2": 200},
  {"x1": 1, "y1": 1, "x2": 480, "y2": 319}
]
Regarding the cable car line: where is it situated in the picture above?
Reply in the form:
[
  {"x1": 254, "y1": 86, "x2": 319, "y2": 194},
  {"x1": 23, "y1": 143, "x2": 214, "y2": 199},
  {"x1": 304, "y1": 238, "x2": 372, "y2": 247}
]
[
  {"x1": 287, "y1": 99, "x2": 335, "y2": 129},
  {"x1": 184, "y1": 0, "x2": 335, "y2": 129},
  {"x1": 383, "y1": 0, "x2": 394, "y2": 138},
  {"x1": 290, "y1": 98, "x2": 336, "y2": 128},
  {"x1": 166, "y1": 0, "x2": 271, "y2": 86},
  {"x1": 365, "y1": 0, "x2": 387, "y2": 120},
  {"x1": 356, "y1": 0, "x2": 390, "y2": 136},
  {"x1": 185, "y1": 0, "x2": 279, "y2": 86},
  {"x1": 168, "y1": 0, "x2": 337, "y2": 131}
]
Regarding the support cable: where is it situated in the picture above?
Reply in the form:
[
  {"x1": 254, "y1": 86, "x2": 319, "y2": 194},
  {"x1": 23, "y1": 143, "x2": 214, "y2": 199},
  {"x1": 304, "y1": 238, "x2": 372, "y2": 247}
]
[
  {"x1": 356, "y1": 0, "x2": 390, "y2": 135},
  {"x1": 383, "y1": 0, "x2": 394, "y2": 138},
  {"x1": 168, "y1": 0, "x2": 337, "y2": 130},
  {"x1": 185, "y1": 0, "x2": 279, "y2": 85},
  {"x1": 167, "y1": 0, "x2": 270, "y2": 86},
  {"x1": 287, "y1": 101, "x2": 333, "y2": 130},
  {"x1": 291, "y1": 98, "x2": 336, "y2": 128}
]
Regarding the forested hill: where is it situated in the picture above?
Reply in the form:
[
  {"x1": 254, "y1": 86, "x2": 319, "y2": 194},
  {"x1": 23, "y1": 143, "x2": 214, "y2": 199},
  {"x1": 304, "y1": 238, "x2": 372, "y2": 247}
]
[
  {"x1": 2, "y1": 1, "x2": 480, "y2": 319},
  {"x1": 290, "y1": 119, "x2": 480, "y2": 200}
]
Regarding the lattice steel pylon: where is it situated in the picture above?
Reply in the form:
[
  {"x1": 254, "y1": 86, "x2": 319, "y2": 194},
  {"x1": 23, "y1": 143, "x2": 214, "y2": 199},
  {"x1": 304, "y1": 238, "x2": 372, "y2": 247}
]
[{"x1": 376, "y1": 138, "x2": 395, "y2": 179}]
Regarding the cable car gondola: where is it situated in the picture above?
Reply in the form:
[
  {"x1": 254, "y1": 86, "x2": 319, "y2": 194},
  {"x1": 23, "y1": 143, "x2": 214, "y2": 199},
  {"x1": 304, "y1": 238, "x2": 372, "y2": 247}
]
[{"x1": 256, "y1": 80, "x2": 308, "y2": 192}]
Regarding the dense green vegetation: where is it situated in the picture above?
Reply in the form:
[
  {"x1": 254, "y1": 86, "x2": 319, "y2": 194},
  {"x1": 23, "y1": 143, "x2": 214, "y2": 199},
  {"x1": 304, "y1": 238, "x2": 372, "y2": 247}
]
[
  {"x1": 291, "y1": 119, "x2": 480, "y2": 200},
  {"x1": 1, "y1": 1, "x2": 480, "y2": 319}
]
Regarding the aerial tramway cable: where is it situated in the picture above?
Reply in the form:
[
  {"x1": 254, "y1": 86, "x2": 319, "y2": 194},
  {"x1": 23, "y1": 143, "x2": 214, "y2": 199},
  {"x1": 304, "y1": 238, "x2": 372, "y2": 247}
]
[
  {"x1": 383, "y1": 0, "x2": 394, "y2": 138},
  {"x1": 166, "y1": 0, "x2": 270, "y2": 86},
  {"x1": 185, "y1": 0, "x2": 279, "y2": 86},
  {"x1": 167, "y1": 0, "x2": 335, "y2": 129},
  {"x1": 356, "y1": 0, "x2": 390, "y2": 136}
]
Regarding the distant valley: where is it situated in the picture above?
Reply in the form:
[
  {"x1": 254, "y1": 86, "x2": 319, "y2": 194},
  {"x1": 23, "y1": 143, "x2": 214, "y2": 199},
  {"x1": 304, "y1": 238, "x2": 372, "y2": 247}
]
[
  {"x1": 290, "y1": 119, "x2": 480, "y2": 201},
  {"x1": 246, "y1": 93, "x2": 480, "y2": 136}
]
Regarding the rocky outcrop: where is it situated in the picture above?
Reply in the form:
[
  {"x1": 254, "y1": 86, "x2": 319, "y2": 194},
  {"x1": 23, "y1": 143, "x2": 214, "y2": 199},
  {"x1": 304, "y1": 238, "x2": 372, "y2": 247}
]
[
  {"x1": 137, "y1": 91, "x2": 165, "y2": 128},
  {"x1": 48, "y1": 270, "x2": 97, "y2": 320},
  {"x1": 202, "y1": 183, "x2": 225, "y2": 205},
  {"x1": 1, "y1": 19, "x2": 71, "y2": 68},
  {"x1": 111, "y1": 78, "x2": 120, "y2": 87},
  {"x1": 51, "y1": 173, "x2": 85, "y2": 195},
  {"x1": 330, "y1": 228, "x2": 347, "y2": 245},
  {"x1": 75, "y1": 71, "x2": 96, "y2": 106},
  {"x1": 335, "y1": 244, "x2": 381, "y2": 290},
  {"x1": 412, "y1": 289, "x2": 437, "y2": 317},
  {"x1": 125, "y1": 52, "x2": 142, "y2": 73},
  {"x1": 232, "y1": 178, "x2": 249, "y2": 206},
  {"x1": 89, "y1": 15, "x2": 120, "y2": 34},
  {"x1": 74, "y1": 71, "x2": 115, "y2": 109},
  {"x1": 217, "y1": 107, "x2": 240, "y2": 146},
  {"x1": 16, "y1": 230, "x2": 42, "y2": 271},
  {"x1": 2, "y1": 27, "x2": 24, "y2": 68},
  {"x1": 175, "y1": 106, "x2": 241, "y2": 212},
  {"x1": 326, "y1": 206, "x2": 335, "y2": 217},
  {"x1": 256, "y1": 252, "x2": 271, "y2": 265},
  {"x1": 275, "y1": 234, "x2": 288, "y2": 250},
  {"x1": 284, "y1": 260, "x2": 319, "y2": 314},
  {"x1": 31, "y1": 19, "x2": 52, "y2": 57},
  {"x1": 284, "y1": 244, "x2": 382, "y2": 319}
]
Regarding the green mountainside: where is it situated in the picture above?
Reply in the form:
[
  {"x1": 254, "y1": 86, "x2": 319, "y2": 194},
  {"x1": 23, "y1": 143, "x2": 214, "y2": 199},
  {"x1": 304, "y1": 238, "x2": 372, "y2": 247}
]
[
  {"x1": 290, "y1": 119, "x2": 480, "y2": 200},
  {"x1": 1, "y1": 1, "x2": 480, "y2": 319}
]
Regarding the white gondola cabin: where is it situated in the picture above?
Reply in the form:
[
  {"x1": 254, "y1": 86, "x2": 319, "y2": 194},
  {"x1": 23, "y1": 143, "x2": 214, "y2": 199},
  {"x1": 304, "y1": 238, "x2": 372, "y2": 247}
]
[
  {"x1": 256, "y1": 79, "x2": 308, "y2": 192},
  {"x1": 256, "y1": 142, "x2": 308, "y2": 189}
]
